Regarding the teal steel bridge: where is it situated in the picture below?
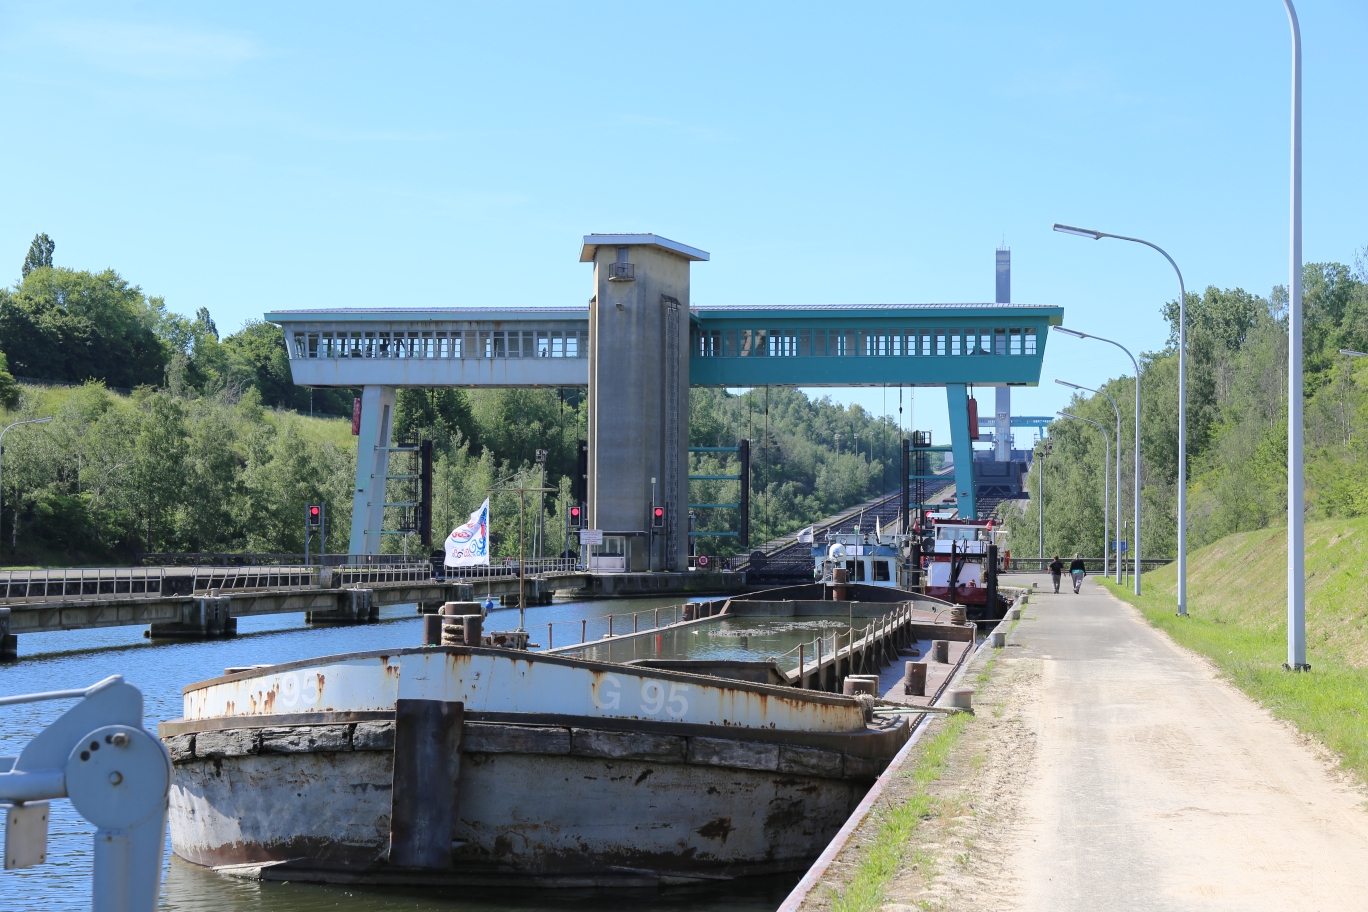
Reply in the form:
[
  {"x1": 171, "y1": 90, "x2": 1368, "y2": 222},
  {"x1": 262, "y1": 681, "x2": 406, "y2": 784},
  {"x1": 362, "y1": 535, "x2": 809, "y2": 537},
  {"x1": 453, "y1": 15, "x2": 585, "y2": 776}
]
[{"x1": 267, "y1": 235, "x2": 1062, "y2": 554}]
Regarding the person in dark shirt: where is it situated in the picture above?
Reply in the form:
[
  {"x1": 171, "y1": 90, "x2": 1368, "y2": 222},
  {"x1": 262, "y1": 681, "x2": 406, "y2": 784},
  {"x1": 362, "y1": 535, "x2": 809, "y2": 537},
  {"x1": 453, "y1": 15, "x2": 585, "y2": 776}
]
[
  {"x1": 1049, "y1": 555, "x2": 1063, "y2": 593},
  {"x1": 1070, "y1": 553, "x2": 1087, "y2": 594}
]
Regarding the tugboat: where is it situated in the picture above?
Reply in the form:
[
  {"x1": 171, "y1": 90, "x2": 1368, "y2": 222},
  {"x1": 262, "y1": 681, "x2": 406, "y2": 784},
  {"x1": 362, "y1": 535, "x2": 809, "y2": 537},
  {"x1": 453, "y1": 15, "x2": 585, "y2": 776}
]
[{"x1": 921, "y1": 515, "x2": 1004, "y2": 620}]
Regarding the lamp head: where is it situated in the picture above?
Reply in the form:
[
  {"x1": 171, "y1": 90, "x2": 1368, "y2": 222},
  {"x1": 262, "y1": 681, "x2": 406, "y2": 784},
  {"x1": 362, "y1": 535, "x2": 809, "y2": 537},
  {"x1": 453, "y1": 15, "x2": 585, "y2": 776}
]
[
  {"x1": 1339, "y1": 349, "x2": 1367, "y2": 358},
  {"x1": 1053, "y1": 325, "x2": 1088, "y2": 339},
  {"x1": 1053, "y1": 223, "x2": 1104, "y2": 240},
  {"x1": 1055, "y1": 379, "x2": 1084, "y2": 390}
]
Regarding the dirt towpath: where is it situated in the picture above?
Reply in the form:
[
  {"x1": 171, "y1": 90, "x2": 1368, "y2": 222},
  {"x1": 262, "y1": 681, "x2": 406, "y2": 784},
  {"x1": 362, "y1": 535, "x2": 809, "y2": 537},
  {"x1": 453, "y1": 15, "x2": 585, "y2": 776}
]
[{"x1": 806, "y1": 573, "x2": 1368, "y2": 911}]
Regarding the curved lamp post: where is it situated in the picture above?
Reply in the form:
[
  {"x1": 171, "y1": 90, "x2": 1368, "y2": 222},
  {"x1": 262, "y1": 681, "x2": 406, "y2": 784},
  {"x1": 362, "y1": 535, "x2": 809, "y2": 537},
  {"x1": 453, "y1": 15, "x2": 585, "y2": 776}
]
[
  {"x1": 1057, "y1": 379, "x2": 1123, "y2": 582},
  {"x1": 1051, "y1": 325, "x2": 1142, "y2": 595},
  {"x1": 1053, "y1": 223, "x2": 1187, "y2": 615},
  {"x1": 0, "y1": 416, "x2": 54, "y2": 549},
  {"x1": 1282, "y1": 0, "x2": 1305, "y2": 671},
  {"x1": 1058, "y1": 411, "x2": 1110, "y2": 573}
]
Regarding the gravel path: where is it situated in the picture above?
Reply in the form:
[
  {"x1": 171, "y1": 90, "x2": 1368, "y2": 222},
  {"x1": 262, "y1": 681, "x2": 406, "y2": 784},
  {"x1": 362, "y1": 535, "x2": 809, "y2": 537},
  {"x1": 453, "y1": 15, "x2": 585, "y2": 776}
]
[{"x1": 808, "y1": 573, "x2": 1368, "y2": 911}]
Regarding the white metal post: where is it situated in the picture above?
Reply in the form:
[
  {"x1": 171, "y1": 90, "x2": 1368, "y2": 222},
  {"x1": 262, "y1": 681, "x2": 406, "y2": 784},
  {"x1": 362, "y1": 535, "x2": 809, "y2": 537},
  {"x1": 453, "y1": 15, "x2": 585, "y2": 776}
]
[
  {"x1": 1058, "y1": 412, "x2": 1109, "y2": 578},
  {"x1": 1053, "y1": 226, "x2": 1185, "y2": 609},
  {"x1": 1051, "y1": 326, "x2": 1141, "y2": 594},
  {"x1": 1284, "y1": 0, "x2": 1306, "y2": 670},
  {"x1": 1056, "y1": 380, "x2": 1123, "y2": 581}
]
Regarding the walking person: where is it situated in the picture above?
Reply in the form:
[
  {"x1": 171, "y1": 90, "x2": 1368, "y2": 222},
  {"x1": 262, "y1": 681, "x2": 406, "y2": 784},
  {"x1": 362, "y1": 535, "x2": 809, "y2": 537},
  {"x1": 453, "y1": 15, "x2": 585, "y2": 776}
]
[
  {"x1": 1049, "y1": 555, "x2": 1063, "y2": 593},
  {"x1": 1070, "y1": 552, "x2": 1086, "y2": 594}
]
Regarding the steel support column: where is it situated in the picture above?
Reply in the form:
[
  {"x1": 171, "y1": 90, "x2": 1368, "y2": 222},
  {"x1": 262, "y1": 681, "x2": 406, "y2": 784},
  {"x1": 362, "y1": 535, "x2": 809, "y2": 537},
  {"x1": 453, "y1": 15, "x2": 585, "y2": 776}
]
[
  {"x1": 349, "y1": 384, "x2": 397, "y2": 555},
  {"x1": 946, "y1": 384, "x2": 978, "y2": 520}
]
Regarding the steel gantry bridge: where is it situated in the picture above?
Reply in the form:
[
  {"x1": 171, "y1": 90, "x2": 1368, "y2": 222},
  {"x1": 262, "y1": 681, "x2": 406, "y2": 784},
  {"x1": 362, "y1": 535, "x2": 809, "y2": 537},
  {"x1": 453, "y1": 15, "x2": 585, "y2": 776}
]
[{"x1": 267, "y1": 234, "x2": 1062, "y2": 559}]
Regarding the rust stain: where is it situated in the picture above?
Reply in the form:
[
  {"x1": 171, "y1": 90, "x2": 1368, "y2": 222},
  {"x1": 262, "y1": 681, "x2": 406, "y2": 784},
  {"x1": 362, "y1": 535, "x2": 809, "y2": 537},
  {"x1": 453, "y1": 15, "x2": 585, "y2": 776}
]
[{"x1": 696, "y1": 817, "x2": 735, "y2": 844}]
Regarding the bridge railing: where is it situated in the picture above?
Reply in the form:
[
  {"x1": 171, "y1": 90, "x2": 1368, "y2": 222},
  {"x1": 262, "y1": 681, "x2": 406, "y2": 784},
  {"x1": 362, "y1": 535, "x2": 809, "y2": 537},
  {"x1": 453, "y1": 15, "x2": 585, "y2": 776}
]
[
  {"x1": 441, "y1": 558, "x2": 581, "y2": 579},
  {"x1": 190, "y1": 566, "x2": 319, "y2": 594},
  {"x1": 333, "y1": 562, "x2": 435, "y2": 587},
  {"x1": 0, "y1": 567, "x2": 166, "y2": 603}
]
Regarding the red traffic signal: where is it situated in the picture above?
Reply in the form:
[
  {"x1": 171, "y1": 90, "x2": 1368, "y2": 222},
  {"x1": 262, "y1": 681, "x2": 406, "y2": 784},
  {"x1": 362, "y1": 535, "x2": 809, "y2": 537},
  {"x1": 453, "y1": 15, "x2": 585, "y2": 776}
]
[
  {"x1": 652, "y1": 506, "x2": 666, "y2": 528},
  {"x1": 569, "y1": 505, "x2": 583, "y2": 529},
  {"x1": 307, "y1": 504, "x2": 322, "y2": 528}
]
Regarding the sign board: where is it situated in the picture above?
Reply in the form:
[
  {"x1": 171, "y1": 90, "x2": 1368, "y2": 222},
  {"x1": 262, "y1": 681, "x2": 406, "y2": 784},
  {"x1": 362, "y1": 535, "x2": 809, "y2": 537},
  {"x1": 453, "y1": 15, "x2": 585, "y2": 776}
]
[
  {"x1": 580, "y1": 529, "x2": 603, "y2": 545},
  {"x1": 1116, "y1": 540, "x2": 1128, "y2": 553},
  {"x1": 696, "y1": 554, "x2": 710, "y2": 568}
]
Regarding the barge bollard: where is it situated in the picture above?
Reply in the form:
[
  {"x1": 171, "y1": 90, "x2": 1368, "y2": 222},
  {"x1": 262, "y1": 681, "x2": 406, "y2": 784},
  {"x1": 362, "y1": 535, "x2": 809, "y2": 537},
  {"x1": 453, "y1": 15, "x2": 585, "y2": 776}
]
[
  {"x1": 683, "y1": 603, "x2": 696, "y2": 621},
  {"x1": 948, "y1": 606, "x2": 967, "y2": 625},
  {"x1": 904, "y1": 661, "x2": 927, "y2": 696},
  {"x1": 422, "y1": 613, "x2": 442, "y2": 646},
  {"x1": 463, "y1": 615, "x2": 482, "y2": 646},
  {"x1": 989, "y1": 629, "x2": 1006, "y2": 648},
  {"x1": 946, "y1": 688, "x2": 974, "y2": 711},
  {"x1": 1007, "y1": 606, "x2": 1021, "y2": 621},
  {"x1": 932, "y1": 639, "x2": 950, "y2": 663},
  {"x1": 842, "y1": 675, "x2": 879, "y2": 696}
]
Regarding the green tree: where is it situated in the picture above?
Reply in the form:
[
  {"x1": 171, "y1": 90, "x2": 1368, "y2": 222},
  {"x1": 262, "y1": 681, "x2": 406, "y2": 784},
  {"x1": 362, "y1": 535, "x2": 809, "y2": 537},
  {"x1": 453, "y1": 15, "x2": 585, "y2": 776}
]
[{"x1": 21, "y1": 233, "x2": 54, "y2": 278}]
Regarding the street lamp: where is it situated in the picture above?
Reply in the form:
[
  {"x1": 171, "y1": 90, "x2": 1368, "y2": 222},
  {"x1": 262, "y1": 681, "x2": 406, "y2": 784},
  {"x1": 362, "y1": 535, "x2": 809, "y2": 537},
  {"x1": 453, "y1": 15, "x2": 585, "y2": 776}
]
[
  {"x1": 1283, "y1": 0, "x2": 1306, "y2": 672},
  {"x1": 0, "y1": 416, "x2": 54, "y2": 550},
  {"x1": 1339, "y1": 350, "x2": 1366, "y2": 358},
  {"x1": 1051, "y1": 325, "x2": 1142, "y2": 595},
  {"x1": 1057, "y1": 379, "x2": 1123, "y2": 582},
  {"x1": 1053, "y1": 223, "x2": 1188, "y2": 615},
  {"x1": 1058, "y1": 411, "x2": 1110, "y2": 576}
]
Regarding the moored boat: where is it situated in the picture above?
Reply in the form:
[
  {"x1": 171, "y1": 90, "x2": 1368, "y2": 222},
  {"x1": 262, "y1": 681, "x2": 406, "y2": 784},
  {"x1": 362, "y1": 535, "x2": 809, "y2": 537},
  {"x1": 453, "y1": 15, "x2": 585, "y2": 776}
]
[{"x1": 157, "y1": 625, "x2": 965, "y2": 886}]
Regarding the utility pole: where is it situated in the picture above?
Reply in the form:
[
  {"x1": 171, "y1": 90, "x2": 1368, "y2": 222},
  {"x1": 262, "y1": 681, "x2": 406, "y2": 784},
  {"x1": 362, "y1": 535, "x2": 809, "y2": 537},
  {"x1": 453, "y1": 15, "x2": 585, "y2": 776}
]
[
  {"x1": 535, "y1": 449, "x2": 548, "y2": 561},
  {"x1": 488, "y1": 479, "x2": 557, "y2": 632}
]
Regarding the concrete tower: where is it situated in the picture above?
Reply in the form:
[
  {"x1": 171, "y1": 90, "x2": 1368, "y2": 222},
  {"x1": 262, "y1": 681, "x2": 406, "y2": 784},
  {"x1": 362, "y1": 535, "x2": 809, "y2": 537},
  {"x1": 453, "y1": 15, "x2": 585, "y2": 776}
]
[
  {"x1": 995, "y1": 248, "x2": 1012, "y2": 462},
  {"x1": 580, "y1": 234, "x2": 708, "y2": 572}
]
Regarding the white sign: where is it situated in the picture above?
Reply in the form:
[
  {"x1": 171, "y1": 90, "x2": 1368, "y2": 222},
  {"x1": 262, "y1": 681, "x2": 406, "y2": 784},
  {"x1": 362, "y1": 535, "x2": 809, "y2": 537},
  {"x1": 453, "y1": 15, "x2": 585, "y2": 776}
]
[
  {"x1": 580, "y1": 529, "x2": 604, "y2": 545},
  {"x1": 445, "y1": 498, "x2": 490, "y2": 567}
]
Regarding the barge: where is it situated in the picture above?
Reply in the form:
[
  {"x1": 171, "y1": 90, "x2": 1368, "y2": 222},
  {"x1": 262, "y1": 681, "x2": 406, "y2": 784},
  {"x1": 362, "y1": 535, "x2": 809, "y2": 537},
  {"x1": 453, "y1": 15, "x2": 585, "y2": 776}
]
[{"x1": 159, "y1": 595, "x2": 972, "y2": 887}]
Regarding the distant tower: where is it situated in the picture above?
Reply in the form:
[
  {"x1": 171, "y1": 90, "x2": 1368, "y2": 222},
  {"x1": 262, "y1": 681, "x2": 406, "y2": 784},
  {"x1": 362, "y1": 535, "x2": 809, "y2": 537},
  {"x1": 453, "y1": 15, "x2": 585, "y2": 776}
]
[{"x1": 995, "y1": 248, "x2": 1012, "y2": 461}]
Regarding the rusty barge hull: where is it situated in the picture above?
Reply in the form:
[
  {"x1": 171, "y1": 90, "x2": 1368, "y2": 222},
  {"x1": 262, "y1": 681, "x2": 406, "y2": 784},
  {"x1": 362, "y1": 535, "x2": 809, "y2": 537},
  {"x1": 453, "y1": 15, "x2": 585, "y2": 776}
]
[
  {"x1": 163, "y1": 717, "x2": 873, "y2": 885},
  {"x1": 159, "y1": 644, "x2": 949, "y2": 886}
]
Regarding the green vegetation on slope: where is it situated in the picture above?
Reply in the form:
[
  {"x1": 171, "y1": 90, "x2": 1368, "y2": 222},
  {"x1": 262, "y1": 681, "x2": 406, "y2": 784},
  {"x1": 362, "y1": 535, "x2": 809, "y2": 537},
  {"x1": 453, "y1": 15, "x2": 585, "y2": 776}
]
[
  {"x1": 1006, "y1": 252, "x2": 1368, "y2": 563},
  {"x1": 1107, "y1": 516, "x2": 1368, "y2": 782}
]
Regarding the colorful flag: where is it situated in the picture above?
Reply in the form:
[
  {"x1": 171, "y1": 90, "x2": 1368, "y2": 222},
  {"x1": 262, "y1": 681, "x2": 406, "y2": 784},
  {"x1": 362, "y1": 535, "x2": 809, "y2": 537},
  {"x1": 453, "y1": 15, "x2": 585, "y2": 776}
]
[
  {"x1": 797, "y1": 525, "x2": 815, "y2": 544},
  {"x1": 445, "y1": 498, "x2": 490, "y2": 567}
]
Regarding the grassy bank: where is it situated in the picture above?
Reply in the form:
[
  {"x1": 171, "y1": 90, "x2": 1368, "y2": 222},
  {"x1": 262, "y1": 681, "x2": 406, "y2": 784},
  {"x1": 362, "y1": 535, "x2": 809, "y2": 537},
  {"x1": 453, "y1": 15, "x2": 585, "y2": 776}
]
[
  {"x1": 1104, "y1": 516, "x2": 1368, "y2": 781},
  {"x1": 825, "y1": 626, "x2": 1017, "y2": 912}
]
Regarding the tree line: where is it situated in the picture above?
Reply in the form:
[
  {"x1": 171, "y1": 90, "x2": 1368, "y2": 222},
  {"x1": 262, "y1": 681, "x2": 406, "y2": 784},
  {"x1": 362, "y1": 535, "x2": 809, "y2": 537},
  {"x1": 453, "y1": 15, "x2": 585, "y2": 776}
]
[
  {"x1": 0, "y1": 235, "x2": 905, "y2": 564},
  {"x1": 1005, "y1": 249, "x2": 1368, "y2": 564}
]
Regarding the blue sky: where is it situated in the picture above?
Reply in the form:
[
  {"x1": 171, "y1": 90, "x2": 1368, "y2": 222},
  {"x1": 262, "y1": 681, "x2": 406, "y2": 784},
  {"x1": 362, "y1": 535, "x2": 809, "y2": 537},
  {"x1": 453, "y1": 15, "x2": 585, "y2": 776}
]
[{"x1": 2, "y1": 2, "x2": 1364, "y2": 448}]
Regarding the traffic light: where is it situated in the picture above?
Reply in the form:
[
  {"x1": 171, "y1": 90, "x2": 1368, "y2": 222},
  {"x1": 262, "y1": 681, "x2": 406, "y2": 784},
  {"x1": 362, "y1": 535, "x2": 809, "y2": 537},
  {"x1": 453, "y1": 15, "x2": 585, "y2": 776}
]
[
  {"x1": 652, "y1": 506, "x2": 666, "y2": 528},
  {"x1": 569, "y1": 505, "x2": 583, "y2": 529},
  {"x1": 307, "y1": 504, "x2": 322, "y2": 528}
]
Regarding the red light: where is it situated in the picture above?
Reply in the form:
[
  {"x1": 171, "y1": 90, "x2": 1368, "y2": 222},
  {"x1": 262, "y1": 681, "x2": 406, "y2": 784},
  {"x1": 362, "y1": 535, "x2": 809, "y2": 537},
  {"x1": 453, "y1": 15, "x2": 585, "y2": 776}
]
[
  {"x1": 654, "y1": 508, "x2": 664, "y2": 517},
  {"x1": 570, "y1": 507, "x2": 581, "y2": 516},
  {"x1": 309, "y1": 506, "x2": 320, "y2": 517}
]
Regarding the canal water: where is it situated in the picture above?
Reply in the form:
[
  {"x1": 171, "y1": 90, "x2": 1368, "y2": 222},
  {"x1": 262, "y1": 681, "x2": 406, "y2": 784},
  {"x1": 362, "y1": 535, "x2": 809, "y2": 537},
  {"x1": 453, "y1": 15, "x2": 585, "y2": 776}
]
[{"x1": 0, "y1": 596, "x2": 802, "y2": 912}]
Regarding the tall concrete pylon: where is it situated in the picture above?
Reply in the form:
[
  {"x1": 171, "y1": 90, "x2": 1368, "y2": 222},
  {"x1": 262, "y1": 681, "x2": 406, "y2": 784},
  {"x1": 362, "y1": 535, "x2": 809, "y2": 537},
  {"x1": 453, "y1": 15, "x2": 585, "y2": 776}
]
[
  {"x1": 581, "y1": 235, "x2": 708, "y2": 572},
  {"x1": 995, "y1": 247, "x2": 1012, "y2": 462}
]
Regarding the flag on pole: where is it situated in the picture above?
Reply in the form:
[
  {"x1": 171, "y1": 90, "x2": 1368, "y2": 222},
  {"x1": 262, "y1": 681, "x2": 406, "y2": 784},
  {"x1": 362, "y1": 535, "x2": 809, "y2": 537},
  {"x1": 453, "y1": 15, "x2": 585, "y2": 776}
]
[
  {"x1": 797, "y1": 525, "x2": 815, "y2": 544},
  {"x1": 445, "y1": 498, "x2": 490, "y2": 567}
]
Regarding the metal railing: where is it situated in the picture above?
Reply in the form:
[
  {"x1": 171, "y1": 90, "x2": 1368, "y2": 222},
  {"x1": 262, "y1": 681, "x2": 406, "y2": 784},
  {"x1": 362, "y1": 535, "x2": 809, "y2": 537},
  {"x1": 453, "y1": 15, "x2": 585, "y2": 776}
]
[
  {"x1": 334, "y1": 562, "x2": 435, "y2": 586},
  {"x1": 442, "y1": 558, "x2": 581, "y2": 579},
  {"x1": 137, "y1": 552, "x2": 433, "y2": 568},
  {"x1": 0, "y1": 567, "x2": 165, "y2": 603},
  {"x1": 539, "y1": 600, "x2": 727, "y2": 651},
  {"x1": 1001, "y1": 557, "x2": 1172, "y2": 573},
  {"x1": 191, "y1": 566, "x2": 319, "y2": 594}
]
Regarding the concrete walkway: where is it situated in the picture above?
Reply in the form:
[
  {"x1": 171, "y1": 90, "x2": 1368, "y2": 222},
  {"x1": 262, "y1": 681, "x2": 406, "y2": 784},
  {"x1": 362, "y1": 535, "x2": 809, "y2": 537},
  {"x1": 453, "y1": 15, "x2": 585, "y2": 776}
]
[{"x1": 1004, "y1": 572, "x2": 1368, "y2": 910}]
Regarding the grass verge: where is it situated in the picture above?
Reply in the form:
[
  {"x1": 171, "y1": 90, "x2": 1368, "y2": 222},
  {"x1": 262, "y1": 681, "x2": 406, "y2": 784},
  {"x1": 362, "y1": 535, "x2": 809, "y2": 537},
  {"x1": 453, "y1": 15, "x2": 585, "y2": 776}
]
[
  {"x1": 1100, "y1": 520, "x2": 1368, "y2": 783},
  {"x1": 828, "y1": 615, "x2": 1020, "y2": 912}
]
